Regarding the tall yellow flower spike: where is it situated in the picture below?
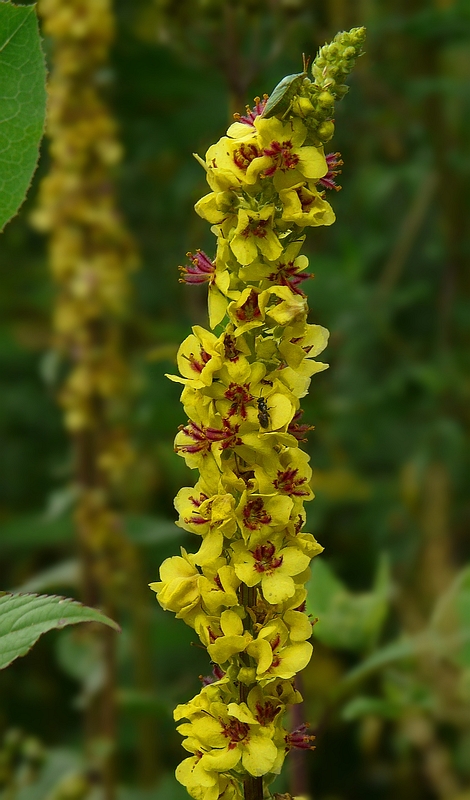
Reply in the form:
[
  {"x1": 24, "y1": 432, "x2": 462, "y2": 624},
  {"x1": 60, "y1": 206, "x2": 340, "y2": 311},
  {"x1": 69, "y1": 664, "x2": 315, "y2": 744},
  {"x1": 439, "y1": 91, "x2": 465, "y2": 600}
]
[{"x1": 151, "y1": 28, "x2": 366, "y2": 800}]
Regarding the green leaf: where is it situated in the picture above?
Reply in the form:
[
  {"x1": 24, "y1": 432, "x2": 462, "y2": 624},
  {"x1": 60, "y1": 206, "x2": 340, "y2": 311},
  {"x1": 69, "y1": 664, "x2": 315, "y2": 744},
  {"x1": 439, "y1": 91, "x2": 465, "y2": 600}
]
[
  {"x1": 0, "y1": 1, "x2": 47, "y2": 231},
  {"x1": 13, "y1": 559, "x2": 79, "y2": 593},
  {"x1": 15, "y1": 748, "x2": 82, "y2": 800},
  {"x1": 0, "y1": 512, "x2": 179, "y2": 551},
  {"x1": 306, "y1": 555, "x2": 390, "y2": 652},
  {"x1": 342, "y1": 635, "x2": 424, "y2": 684},
  {"x1": 342, "y1": 568, "x2": 470, "y2": 684},
  {"x1": 125, "y1": 513, "x2": 182, "y2": 546},
  {"x1": 0, "y1": 592, "x2": 120, "y2": 670},
  {"x1": 0, "y1": 513, "x2": 74, "y2": 550},
  {"x1": 430, "y1": 565, "x2": 470, "y2": 668},
  {"x1": 342, "y1": 695, "x2": 401, "y2": 721}
]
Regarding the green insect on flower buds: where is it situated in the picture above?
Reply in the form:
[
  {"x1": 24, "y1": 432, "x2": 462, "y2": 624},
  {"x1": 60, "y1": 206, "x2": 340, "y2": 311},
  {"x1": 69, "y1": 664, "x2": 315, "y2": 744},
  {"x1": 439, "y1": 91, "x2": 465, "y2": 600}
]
[{"x1": 151, "y1": 27, "x2": 365, "y2": 800}]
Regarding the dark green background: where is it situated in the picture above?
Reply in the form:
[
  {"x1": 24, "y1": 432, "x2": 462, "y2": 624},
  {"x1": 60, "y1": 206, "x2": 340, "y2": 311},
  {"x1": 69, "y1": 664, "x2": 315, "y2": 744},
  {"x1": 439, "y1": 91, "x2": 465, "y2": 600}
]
[{"x1": 0, "y1": 1, "x2": 469, "y2": 798}]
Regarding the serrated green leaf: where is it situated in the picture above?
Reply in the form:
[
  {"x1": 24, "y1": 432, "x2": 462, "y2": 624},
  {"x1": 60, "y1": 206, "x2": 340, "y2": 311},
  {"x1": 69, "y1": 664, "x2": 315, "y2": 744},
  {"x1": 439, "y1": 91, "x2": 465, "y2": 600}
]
[
  {"x1": 0, "y1": 1, "x2": 47, "y2": 231},
  {"x1": 0, "y1": 592, "x2": 120, "y2": 670}
]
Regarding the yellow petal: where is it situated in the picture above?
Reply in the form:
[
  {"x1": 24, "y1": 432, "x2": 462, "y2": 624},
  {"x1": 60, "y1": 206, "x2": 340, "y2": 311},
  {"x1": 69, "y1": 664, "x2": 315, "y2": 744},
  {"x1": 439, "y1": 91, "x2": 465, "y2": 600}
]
[
  {"x1": 241, "y1": 734, "x2": 278, "y2": 776},
  {"x1": 262, "y1": 572, "x2": 295, "y2": 604},
  {"x1": 208, "y1": 284, "x2": 228, "y2": 329}
]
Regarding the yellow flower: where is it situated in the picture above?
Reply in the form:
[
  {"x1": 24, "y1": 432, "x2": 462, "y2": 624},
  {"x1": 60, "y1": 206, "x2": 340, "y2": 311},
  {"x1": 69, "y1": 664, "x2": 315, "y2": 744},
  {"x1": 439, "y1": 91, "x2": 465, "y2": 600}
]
[
  {"x1": 199, "y1": 562, "x2": 240, "y2": 615},
  {"x1": 175, "y1": 755, "x2": 220, "y2": 800},
  {"x1": 227, "y1": 287, "x2": 265, "y2": 335},
  {"x1": 247, "y1": 617, "x2": 313, "y2": 681},
  {"x1": 229, "y1": 207, "x2": 282, "y2": 266},
  {"x1": 251, "y1": 116, "x2": 328, "y2": 188},
  {"x1": 177, "y1": 700, "x2": 279, "y2": 777},
  {"x1": 279, "y1": 323, "x2": 329, "y2": 370},
  {"x1": 231, "y1": 535, "x2": 310, "y2": 604},
  {"x1": 175, "y1": 487, "x2": 237, "y2": 566},
  {"x1": 254, "y1": 449, "x2": 314, "y2": 506},
  {"x1": 238, "y1": 238, "x2": 311, "y2": 294},
  {"x1": 279, "y1": 182, "x2": 336, "y2": 227},
  {"x1": 278, "y1": 357, "x2": 329, "y2": 399},
  {"x1": 195, "y1": 190, "x2": 238, "y2": 225},
  {"x1": 152, "y1": 39, "x2": 363, "y2": 795},
  {"x1": 176, "y1": 757, "x2": 243, "y2": 800},
  {"x1": 150, "y1": 551, "x2": 201, "y2": 619},
  {"x1": 205, "y1": 134, "x2": 262, "y2": 187},
  {"x1": 167, "y1": 325, "x2": 223, "y2": 389},
  {"x1": 201, "y1": 609, "x2": 252, "y2": 664},
  {"x1": 259, "y1": 286, "x2": 308, "y2": 327},
  {"x1": 235, "y1": 490, "x2": 293, "y2": 546}
]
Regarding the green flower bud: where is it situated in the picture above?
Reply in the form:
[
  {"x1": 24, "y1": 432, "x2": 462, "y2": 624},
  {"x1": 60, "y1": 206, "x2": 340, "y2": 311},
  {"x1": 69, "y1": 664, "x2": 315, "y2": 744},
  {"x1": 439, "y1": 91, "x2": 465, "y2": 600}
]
[
  {"x1": 292, "y1": 95, "x2": 314, "y2": 117},
  {"x1": 318, "y1": 91, "x2": 334, "y2": 108},
  {"x1": 238, "y1": 666, "x2": 257, "y2": 684},
  {"x1": 317, "y1": 120, "x2": 335, "y2": 142}
]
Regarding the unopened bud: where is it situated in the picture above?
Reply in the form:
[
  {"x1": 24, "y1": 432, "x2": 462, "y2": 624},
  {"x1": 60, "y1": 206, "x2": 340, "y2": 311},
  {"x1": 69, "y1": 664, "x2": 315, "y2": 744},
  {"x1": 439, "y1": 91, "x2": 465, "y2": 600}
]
[
  {"x1": 238, "y1": 666, "x2": 256, "y2": 684},
  {"x1": 318, "y1": 91, "x2": 334, "y2": 108},
  {"x1": 317, "y1": 120, "x2": 335, "y2": 142},
  {"x1": 291, "y1": 96, "x2": 314, "y2": 117}
]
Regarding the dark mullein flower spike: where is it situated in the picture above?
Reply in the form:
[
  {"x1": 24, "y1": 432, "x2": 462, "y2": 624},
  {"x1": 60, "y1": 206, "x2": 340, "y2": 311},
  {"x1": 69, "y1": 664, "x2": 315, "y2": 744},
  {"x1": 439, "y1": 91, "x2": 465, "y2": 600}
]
[{"x1": 150, "y1": 27, "x2": 365, "y2": 800}]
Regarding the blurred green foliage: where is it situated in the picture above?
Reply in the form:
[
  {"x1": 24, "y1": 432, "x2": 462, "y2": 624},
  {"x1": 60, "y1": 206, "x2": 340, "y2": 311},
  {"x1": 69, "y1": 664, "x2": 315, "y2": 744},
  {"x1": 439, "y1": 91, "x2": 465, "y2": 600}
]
[{"x1": 1, "y1": 0, "x2": 470, "y2": 799}]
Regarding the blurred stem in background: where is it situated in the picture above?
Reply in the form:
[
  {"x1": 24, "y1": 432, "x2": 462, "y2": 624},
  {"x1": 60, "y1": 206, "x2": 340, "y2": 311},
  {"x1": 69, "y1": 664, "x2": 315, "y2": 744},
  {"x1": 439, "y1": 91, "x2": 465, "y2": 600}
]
[{"x1": 31, "y1": 0, "x2": 157, "y2": 794}]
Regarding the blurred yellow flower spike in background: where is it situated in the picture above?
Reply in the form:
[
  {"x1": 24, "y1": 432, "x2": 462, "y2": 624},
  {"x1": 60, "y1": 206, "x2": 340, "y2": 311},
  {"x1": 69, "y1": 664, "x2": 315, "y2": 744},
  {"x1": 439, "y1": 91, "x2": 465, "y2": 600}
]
[
  {"x1": 31, "y1": 0, "x2": 143, "y2": 790},
  {"x1": 150, "y1": 26, "x2": 366, "y2": 800}
]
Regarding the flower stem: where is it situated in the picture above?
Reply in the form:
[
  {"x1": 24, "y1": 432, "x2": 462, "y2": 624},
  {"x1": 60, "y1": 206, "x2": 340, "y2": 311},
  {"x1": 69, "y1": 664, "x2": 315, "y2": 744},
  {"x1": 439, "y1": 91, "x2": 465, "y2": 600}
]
[{"x1": 244, "y1": 775, "x2": 264, "y2": 800}]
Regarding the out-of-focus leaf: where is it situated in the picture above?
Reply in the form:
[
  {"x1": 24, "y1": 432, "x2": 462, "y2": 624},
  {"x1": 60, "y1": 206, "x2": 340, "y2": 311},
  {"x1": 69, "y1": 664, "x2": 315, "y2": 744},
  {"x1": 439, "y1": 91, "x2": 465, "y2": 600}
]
[
  {"x1": 13, "y1": 559, "x2": 79, "y2": 593},
  {"x1": 343, "y1": 636, "x2": 424, "y2": 684},
  {"x1": 44, "y1": 485, "x2": 80, "y2": 521},
  {"x1": 15, "y1": 749, "x2": 81, "y2": 800},
  {"x1": 0, "y1": 513, "x2": 74, "y2": 550},
  {"x1": 0, "y1": 593, "x2": 120, "y2": 670},
  {"x1": 55, "y1": 627, "x2": 105, "y2": 704},
  {"x1": 344, "y1": 567, "x2": 470, "y2": 683},
  {"x1": 0, "y1": 511, "x2": 180, "y2": 553},
  {"x1": 117, "y1": 688, "x2": 170, "y2": 715},
  {"x1": 144, "y1": 774, "x2": 189, "y2": 800},
  {"x1": 117, "y1": 777, "x2": 189, "y2": 800},
  {"x1": 0, "y1": 1, "x2": 46, "y2": 231},
  {"x1": 306, "y1": 555, "x2": 390, "y2": 652},
  {"x1": 342, "y1": 695, "x2": 401, "y2": 721},
  {"x1": 125, "y1": 514, "x2": 181, "y2": 545},
  {"x1": 118, "y1": 792, "x2": 162, "y2": 800},
  {"x1": 430, "y1": 566, "x2": 470, "y2": 668}
]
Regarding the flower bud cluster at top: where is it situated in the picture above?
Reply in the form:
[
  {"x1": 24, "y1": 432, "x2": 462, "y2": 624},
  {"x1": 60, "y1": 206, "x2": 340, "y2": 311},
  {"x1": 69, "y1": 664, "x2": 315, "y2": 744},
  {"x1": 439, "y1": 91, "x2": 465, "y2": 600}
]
[
  {"x1": 32, "y1": 0, "x2": 138, "y2": 487},
  {"x1": 150, "y1": 27, "x2": 365, "y2": 800}
]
